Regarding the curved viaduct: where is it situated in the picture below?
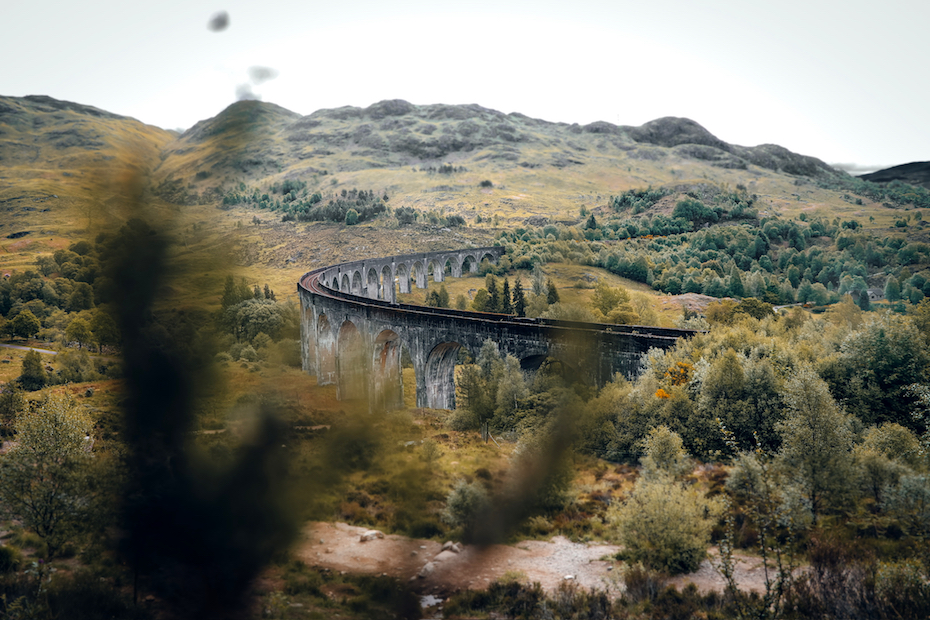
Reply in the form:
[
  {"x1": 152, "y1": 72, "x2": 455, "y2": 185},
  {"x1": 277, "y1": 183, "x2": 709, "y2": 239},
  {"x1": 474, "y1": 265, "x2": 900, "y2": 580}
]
[{"x1": 298, "y1": 246, "x2": 694, "y2": 411}]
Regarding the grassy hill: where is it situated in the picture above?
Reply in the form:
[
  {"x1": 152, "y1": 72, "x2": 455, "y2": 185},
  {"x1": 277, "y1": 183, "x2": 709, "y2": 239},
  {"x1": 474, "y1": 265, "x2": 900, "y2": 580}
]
[{"x1": 2, "y1": 93, "x2": 928, "y2": 304}]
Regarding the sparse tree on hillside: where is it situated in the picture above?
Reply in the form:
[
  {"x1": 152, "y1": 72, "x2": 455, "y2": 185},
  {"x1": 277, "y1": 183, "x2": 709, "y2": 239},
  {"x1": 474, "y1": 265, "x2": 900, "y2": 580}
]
[
  {"x1": 19, "y1": 350, "x2": 47, "y2": 391},
  {"x1": 0, "y1": 393, "x2": 96, "y2": 557},
  {"x1": 91, "y1": 311, "x2": 120, "y2": 351},
  {"x1": 10, "y1": 309, "x2": 40, "y2": 340},
  {"x1": 546, "y1": 279, "x2": 560, "y2": 305},
  {"x1": 66, "y1": 317, "x2": 93, "y2": 349}
]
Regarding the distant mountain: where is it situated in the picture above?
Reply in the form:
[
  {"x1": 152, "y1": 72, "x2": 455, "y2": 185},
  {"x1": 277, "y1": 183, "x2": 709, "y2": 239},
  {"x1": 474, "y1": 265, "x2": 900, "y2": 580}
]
[
  {"x1": 147, "y1": 99, "x2": 842, "y2": 203},
  {"x1": 3, "y1": 93, "x2": 898, "y2": 238},
  {"x1": 859, "y1": 161, "x2": 930, "y2": 190}
]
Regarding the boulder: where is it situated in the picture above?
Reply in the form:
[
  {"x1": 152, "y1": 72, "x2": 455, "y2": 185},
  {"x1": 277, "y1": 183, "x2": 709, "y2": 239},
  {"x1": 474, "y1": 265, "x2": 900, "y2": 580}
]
[{"x1": 359, "y1": 529, "x2": 384, "y2": 542}]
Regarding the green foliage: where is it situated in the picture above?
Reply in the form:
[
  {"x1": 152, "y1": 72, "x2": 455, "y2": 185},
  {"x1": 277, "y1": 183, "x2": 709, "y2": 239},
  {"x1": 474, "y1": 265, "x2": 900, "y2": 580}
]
[
  {"x1": 0, "y1": 383, "x2": 24, "y2": 436},
  {"x1": 394, "y1": 206, "x2": 418, "y2": 225},
  {"x1": 90, "y1": 311, "x2": 119, "y2": 350},
  {"x1": 221, "y1": 298, "x2": 287, "y2": 342},
  {"x1": 65, "y1": 317, "x2": 93, "y2": 349},
  {"x1": 0, "y1": 394, "x2": 97, "y2": 557},
  {"x1": 590, "y1": 281, "x2": 639, "y2": 324},
  {"x1": 610, "y1": 472, "x2": 723, "y2": 574},
  {"x1": 442, "y1": 479, "x2": 490, "y2": 533},
  {"x1": 546, "y1": 278, "x2": 559, "y2": 304},
  {"x1": 824, "y1": 313, "x2": 930, "y2": 430},
  {"x1": 344, "y1": 208, "x2": 359, "y2": 225},
  {"x1": 777, "y1": 366, "x2": 857, "y2": 520},
  {"x1": 56, "y1": 349, "x2": 100, "y2": 383},
  {"x1": 640, "y1": 425, "x2": 691, "y2": 480},
  {"x1": 18, "y1": 349, "x2": 47, "y2": 391},
  {"x1": 10, "y1": 309, "x2": 40, "y2": 340},
  {"x1": 882, "y1": 473, "x2": 930, "y2": 538}
]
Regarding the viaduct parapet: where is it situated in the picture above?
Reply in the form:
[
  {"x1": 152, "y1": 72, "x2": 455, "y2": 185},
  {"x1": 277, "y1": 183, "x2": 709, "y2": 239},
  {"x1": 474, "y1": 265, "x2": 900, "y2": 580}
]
[{"x1": 298, "y1": 246, "x2": 693, "y2": 411}]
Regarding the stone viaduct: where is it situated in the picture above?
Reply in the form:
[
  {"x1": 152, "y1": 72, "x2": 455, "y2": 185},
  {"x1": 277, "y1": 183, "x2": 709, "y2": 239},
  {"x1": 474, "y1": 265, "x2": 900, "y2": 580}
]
[{"x1": 298, "y1": 246, "x2": 694, "y2": 411}]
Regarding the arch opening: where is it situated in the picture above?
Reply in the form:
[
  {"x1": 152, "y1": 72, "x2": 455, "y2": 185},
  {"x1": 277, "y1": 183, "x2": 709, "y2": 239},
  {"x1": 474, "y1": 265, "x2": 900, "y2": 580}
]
[
  {"x1": 367, "y1": 267, "x2": 380, "y2": 299},
  {"x1": 428, "y1": 260, "x2": 444, "y2": 283},
  {"x1": 424, "y1": 341, "x2": 465, "y2": 409},
  {"x1": 341, "y1": 273, "x2": 350, "y2": 292},
  {"x1": 381, "y1": 265, "x2": 395, "y2": 302},
  {"x1": 396, "y1": 263, "x2": 410, "y2": 294},
  {"x1": 352, "y1": 271, "x2": 363, "y2": 295},
  {"x1": 462, "y1": 254, "x2": 477, "y2": 274}
]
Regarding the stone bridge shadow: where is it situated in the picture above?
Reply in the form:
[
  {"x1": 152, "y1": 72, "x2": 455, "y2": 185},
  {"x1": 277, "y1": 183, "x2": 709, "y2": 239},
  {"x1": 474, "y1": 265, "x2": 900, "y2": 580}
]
[{"x1": 298, "y1": 246, "x2": 693, "y2": 412}]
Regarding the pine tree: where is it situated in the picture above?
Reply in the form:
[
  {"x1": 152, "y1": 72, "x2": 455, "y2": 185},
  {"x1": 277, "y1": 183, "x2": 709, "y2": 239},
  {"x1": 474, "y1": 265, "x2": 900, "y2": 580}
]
[
  {"x1": 486, "y1": 275, "x2": 500, "y2": 313},
  {"x1": 546, "y1": 279, "x2": 560, "y2": 305},
  {"x1": 512, "y1": 277, "x2": 526, "y2": 317},
  {"x1": 500, "y1": 278, "x2": 513, "y2": 314}
]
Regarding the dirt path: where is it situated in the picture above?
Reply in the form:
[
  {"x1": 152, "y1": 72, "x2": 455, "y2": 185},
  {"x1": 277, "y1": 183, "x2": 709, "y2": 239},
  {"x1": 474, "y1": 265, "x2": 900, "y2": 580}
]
[{"x1": 296, "y1": 522, "x2": 772, "y2": 597}]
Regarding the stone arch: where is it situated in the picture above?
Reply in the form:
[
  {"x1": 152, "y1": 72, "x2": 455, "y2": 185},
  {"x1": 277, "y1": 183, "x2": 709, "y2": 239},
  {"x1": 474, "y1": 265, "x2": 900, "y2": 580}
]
[
  {"x1": 331, "y1": 277, "x2": 340, "y2": 290},
  {"x1": 396, "y1": 263, "x2": 410, "y2": 294},
  {"x1": 519, "y1": 353, "x2": 549, "y2": 372},
  {"x1": 316, "y1": 313, "x2": 337, "y2": 385},
  {"x1": 522, "y1": 354, "x2": 584, "y2": 385},
  {"x1": 424, "y1": 341, "x2": 464, "y2": 409},
  {"x1": 367, "y1": 267, "x2": 380, "y2": 299},
  {"x1": 351, "y1": 270, "x2": 363, "y2": 295},
  {"x1": 341, "y1": 273, "x2": 350, "y2": 292},
  {"x1": 479, "y1": 251, "x2": 496, "y2": 266},
  {"x1": 412, "y1": 261, "x2": 427, "y2": 289},
  {"x1": 336, "y1": 320, "x2": 367, "y2": 400},
  {"x1": 444, "y1": 256, "x2": 461, "y2": 278},
  {"x1": 462, "y1": 254, "x2": 478, "y2": 273},
  {"x1": 381, "y1": 265, "x2": 395, "y2": 302},
  {"x1": 371, "y1": 329, "x2": 403, "y2": 411}
]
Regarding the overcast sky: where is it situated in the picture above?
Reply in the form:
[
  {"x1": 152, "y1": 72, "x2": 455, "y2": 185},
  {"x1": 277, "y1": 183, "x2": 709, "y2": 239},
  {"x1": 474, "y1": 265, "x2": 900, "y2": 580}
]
[{"x1": 3, "y1": 0, "x2": 925, "y2": 172}]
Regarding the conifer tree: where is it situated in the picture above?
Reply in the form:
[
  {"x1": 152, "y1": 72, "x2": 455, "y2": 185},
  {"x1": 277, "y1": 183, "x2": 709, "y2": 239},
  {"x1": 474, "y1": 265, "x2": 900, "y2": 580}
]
[
  {"x1": 500, "y1": 278, "x2": 513, "y2": 314},
  {"x1": 486, "y1": 275, "x2": 500, "y2": 313},
  {"x1": 512, "y1": 277, "x2": 526, "y2": 317},
  {"x1": 546, "y1": 279, "x2": 560, "y2": 305}
]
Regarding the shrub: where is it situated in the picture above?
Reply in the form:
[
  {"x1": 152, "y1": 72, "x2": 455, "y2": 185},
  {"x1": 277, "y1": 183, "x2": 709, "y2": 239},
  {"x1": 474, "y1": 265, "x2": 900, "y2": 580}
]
[
  {"x1": 610, "y1": 474, "x2": 723, "y2": 574},
  {"x1": 442, "y1": 479, "x2": 489, "y2": 533}
]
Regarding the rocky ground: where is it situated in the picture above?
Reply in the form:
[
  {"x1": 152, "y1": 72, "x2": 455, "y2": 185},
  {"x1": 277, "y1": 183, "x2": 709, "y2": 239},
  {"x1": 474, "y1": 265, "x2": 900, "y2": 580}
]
[{"x1": 296, "y1": 522, "x2": 773, "y2": 599}]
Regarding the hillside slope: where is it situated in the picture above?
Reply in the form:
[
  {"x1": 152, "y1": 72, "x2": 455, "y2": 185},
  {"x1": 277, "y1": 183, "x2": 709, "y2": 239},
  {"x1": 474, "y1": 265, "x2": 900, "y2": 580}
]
[
  {"x1": 860, "y1": 161, "x2": 930, "y2": 190},
  {"x1": 0, "y1": 95, "x2": 175, "y2": 238},
  {"x1": 150, "y1": 99, "x2": 843, "y2": 213}
]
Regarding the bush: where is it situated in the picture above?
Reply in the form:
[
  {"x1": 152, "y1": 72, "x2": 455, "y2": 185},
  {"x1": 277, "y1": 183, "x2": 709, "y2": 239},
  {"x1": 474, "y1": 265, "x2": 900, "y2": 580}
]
[
  {"x1": 442, "y1": 479, "x2": 489, "y2": 533},
  {"x1": 610, "y1": 474, "x2": 723, "y2": 574},
  {"x1": 0, "y1": 544, "x2": 22, "y2": 573}
]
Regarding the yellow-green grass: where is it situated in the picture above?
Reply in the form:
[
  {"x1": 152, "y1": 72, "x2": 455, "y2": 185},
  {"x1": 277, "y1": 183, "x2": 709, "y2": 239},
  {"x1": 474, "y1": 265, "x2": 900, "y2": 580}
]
[{"x1": 397, "y1": 263, "x2": 681, "y2": 327}]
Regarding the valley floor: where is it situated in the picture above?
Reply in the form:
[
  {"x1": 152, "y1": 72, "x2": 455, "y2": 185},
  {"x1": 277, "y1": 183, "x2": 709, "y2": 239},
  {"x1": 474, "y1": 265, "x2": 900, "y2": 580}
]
[{"x1": 297, "y1": 521, "x2": 773, "y2": 598}]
